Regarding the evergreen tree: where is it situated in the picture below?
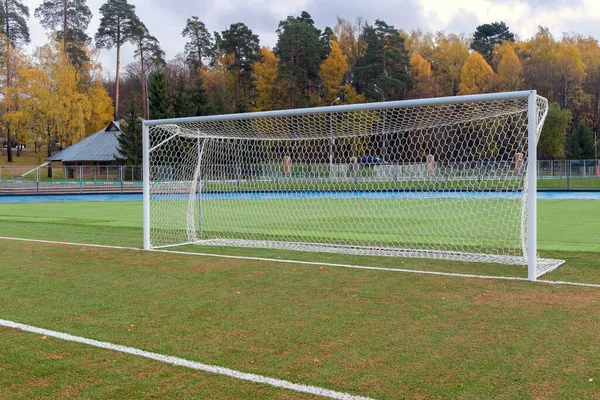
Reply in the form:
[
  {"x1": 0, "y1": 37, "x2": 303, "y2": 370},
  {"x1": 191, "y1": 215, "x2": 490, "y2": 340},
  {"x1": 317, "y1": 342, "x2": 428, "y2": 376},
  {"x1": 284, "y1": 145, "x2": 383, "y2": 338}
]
[
  {"x1": 539, "y1": 102, "x2": 571, "y2": 159},
  {"x1": 172, "y1": 76, "x2": 195, "y2": 118},
  {"x1": 34, "y1": 0, "x2": 92, "y2": 68},
  {"x1": 171, "y1": 72, "x2": 211, "y2": 118},
  {"x1": 0, "y1": 0, "x2": 30, "y2": 163},
  {"x1": 470, "y1": 21, "x2": 515, "y2": 64},
  {"x1": 115, "y1": 92, "x2": 142, "y2": 172},
  {"x1": 567, "y1": 122, "x2": 595, "y2": 159},
  {"x1": 95, "y1": 0, "x2": 139, "y2": 120},
  {"x1": 181, "y1": 16, "x2": 212, "y2": 69},
  {"x1": 274, "y1": 11, "x2": 331, "y2": 108},
  {"x1": 217, "y1": 22, "x2": 260, "y2": 112},
  {"x1": 189, "y1": 73, "x2": 211, "y2": 116},
  {"x1": 1, "y1": 0, "x2": 30, "y2": 46},
  {"x1": 354, "y1": 20, "x2": 411, "y2": 101},
  {"x1": 149, "y1": 69, "x2": 170, "y2": 119}
]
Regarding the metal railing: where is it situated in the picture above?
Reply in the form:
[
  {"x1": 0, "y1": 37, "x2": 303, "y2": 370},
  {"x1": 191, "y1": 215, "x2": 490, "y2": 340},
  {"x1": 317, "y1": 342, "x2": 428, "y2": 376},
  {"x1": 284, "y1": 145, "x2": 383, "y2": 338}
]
[
  {"x1": 537, "y1": 160, "x2": 600, "y2": 190},
  {"x1": 0, "y1": 160, "x2": 599, "y2": 195},
  {"x1": 0, "y1": 165, "x2": 143, "y2": 194}
]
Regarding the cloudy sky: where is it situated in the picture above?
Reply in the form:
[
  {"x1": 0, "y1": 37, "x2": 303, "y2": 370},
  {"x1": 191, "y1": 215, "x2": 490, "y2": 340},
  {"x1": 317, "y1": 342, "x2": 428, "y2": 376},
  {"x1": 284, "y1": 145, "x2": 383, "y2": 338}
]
[{"x1": 21, "y1": 0, "x2": 600, "y2": 79}]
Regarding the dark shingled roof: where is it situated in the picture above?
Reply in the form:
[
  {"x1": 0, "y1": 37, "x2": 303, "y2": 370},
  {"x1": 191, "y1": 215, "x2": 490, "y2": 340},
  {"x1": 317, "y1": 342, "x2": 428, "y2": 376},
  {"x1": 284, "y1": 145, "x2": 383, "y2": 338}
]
[{"x1": 48, "y1": 121, "x2": 122, "y2": 162}]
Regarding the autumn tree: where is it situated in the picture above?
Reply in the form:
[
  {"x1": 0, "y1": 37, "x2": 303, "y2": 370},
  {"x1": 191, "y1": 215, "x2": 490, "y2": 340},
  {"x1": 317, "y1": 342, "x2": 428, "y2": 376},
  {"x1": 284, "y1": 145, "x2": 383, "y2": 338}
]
[
  {"x1": 430, "y1": 32, "x2": 469, "y2": 96},
  {"x1": 34, "y1": 0, "x2": 92, "y2": 68},
  {"x1": 573, "y1": 35, "x2": 600, "y2": 139},
  {"x1": 401, "y1": 28, "x2": 435, "y2": 59},
  {"x1": 333, "y1": 16, "x2": 367, "y2": 85},
  {"x1": 5, "y1": 44, "x2": 113, "y2": 165},
  {"x1": 553, "y1": 39, "x2": 586, "y2": 110},
  {"x1": 216, "y1": 22, "x2": 260, "y2": 112},
  {"x1": 521, "y1": 27, "x2": 557, "y2": 101},
  {"x1": 409, "y1": 53, "x2": 438, "y2": 98},
  {"x1": 275, "y1": 11, "x2": 331, "y2": 108},
  {"x1": 538, "y1": 102, "x2": 570, "y2": 159},
  {"x1": 201, "y1": 53, "x2": 235, "y2": 114},
  {"x1": 253, "y1": 46, "x2": 281, "y2": 111},
  {"x1": 470, "y1": 21, "x2": 515, "y2": 64},
  {"x1": 320, "y1": 41, "x2": 347, "y2": 104},
  {"x1": 458, "y1": 51, "x2": 494, "y2": 95},
  {"x1": 354, "y1": 19, "x2": 411, "y2": 101},
  {"x1": 95, "y1": 0, "x2": 139, "y2": 120},
  {"x1": 0, "y1": 0, "x2": 30, "y2": 162},
  {"x1": 495, "y1": 43, "x2": 523, "y2": 91},
  {"x1": 181, "y1": 16, "x2": 212, "y2": 69}
]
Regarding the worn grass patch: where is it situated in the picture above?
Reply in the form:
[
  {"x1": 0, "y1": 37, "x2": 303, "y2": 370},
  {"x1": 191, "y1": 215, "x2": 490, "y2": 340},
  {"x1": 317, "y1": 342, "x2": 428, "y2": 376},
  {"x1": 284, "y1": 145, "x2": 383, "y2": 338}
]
[
  {"x1": 1, "y1": 240, "x2": 600, "y2": 399},
  {"x1": 1, "y1": 198, "x2": 600, "y2": 398}
]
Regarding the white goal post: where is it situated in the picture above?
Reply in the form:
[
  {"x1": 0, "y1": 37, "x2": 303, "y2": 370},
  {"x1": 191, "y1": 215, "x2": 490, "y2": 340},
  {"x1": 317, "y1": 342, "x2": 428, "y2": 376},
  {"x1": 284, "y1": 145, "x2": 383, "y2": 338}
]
[{"x1": 142, "y1": 90, "x2": 564, "y2": 280}]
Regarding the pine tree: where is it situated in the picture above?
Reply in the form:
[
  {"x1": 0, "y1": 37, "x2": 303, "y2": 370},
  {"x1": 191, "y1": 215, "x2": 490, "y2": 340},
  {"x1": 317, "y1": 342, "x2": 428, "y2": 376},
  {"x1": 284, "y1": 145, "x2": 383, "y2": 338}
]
[
  {"x1": 274, "y1": 11, "x2": 331, "y2": 108},
  {"x1": 354, "y1": 19, "x2": 411, "y2": 101},
  {"x1": 34, "y1": 0, "x2": 92, "y2": 68},
  {"x1": 470, "y1": 22, "x2": 515, "y2": 64},
  {"x1": 131, "y1": 20, "x2": 164, "y2": 119},
  {"x1": 116, "y1": 92, "x2": 142, "y2": 171},
  {"x1": 216, "y1": 22, "x2": 260, "y2": 112},
  {"x1": 181, "y1": 16, "x2": 212, "y2": 69},
  {"x1": 95, "y1": 0, "x2": 139, "y2": 120},
  {"x1": 149, "y1": 69, "x2": 170, "y2": 119}
]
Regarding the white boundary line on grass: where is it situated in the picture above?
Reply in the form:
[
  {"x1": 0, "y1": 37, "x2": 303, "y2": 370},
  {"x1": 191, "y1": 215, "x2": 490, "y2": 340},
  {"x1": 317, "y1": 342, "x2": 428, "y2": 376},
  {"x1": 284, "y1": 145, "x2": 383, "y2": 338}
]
[
  {"x1": 1, "y1": 236, "x2": 600, "y2": 288},
  {"x1": 0, "y1": 319, "x2": 372, "y2": 400}
]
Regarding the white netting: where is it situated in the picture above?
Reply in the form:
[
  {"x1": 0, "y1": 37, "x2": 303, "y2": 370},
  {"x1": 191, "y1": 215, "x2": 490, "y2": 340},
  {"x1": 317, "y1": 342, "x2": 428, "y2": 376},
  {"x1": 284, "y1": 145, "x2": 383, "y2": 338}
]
[{"x1": 146, "y1": 93, "x2": 563, "y2": 278}]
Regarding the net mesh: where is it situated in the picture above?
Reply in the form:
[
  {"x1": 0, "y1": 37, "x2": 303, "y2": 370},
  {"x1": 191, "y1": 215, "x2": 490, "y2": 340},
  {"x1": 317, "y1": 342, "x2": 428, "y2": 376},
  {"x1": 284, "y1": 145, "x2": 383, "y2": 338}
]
[{"x1": 147, "y1": 93, "x2": 563, "y2": 278}]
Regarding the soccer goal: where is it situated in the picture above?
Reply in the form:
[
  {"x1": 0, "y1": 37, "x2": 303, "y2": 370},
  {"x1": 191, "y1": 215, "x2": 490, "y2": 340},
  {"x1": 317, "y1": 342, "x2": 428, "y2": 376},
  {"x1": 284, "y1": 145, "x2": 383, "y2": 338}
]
[{"x1": 143, "y1": 90, "x2": 564, "y2": 280}]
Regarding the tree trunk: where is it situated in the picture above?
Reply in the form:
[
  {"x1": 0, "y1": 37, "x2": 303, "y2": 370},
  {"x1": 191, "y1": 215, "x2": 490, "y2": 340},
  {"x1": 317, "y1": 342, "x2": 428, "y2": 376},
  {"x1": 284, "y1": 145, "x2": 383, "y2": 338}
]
[
  {"x1": 63, "y1": 0, "x2": 68, "y2": 53},
  {"x1": 5, "y1": 0, "x2": 12, "y2": 162},
  {"x1": 115, "y1": 44, "x2": 121, "y2": 120},
  {"x1": 6, "y1": 128, "x2": 13, "y2": 163},
  {"x1": 47, "y1": 147, "x2": 53, "y2": 178},
  {"x1": 140, "y1": 48, "x2": 147, "y2": 119}
]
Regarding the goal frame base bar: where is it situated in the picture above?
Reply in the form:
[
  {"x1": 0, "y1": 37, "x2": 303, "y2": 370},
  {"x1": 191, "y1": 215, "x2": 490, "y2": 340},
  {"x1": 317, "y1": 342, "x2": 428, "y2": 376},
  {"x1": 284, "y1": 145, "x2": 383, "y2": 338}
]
[{"x1": 153, "y1": 239, "x2": 564, "y2": 279}]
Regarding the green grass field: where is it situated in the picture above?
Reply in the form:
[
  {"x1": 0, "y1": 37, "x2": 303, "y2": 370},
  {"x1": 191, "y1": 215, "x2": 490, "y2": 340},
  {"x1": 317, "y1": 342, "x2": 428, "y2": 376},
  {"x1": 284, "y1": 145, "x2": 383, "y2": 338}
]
[{"x1": 1, "y1": 199, "x2": 600, "y2": 399}]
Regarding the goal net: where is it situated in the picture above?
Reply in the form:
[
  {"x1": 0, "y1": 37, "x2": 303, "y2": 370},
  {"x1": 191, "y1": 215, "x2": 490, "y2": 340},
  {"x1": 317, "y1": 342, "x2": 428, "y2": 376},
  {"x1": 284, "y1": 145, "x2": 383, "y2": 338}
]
[{"x1": 143, "y1": 91, "x2": 564, "y2": 279}]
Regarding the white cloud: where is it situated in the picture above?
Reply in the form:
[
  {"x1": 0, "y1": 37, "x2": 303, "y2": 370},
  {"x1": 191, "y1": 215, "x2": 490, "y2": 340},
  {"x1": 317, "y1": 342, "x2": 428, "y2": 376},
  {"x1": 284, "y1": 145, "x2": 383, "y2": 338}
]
[{"x1": 18, "y1": 0, "x2": 600, "y2": 79}]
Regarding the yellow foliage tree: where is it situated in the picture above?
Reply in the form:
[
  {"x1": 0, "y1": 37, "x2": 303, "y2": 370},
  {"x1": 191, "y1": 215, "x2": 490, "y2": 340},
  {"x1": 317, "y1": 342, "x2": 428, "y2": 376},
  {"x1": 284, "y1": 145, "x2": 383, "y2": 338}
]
[
  {"x1": 201, "y1": 52, "x2": 236, "y2": 114},
  {"x1": 320, "y1": 41, "x2": 347, "y2": 104},
  {"x1": 496, "y1": 44, "x2": 523, "y2": 91},
  {"x1": 85, "y1": 79, "x2": 115, "y2": 134},
  {"x1": 409, "y1": 53, "x2": 438, "y2": 98},
  {"x1": 554, "y1": 39, "x2": 587, "y2": 109},
  {"x1": 333, "y1": 16, "x2": 366, "y2": 76},
  {"x1": 253, "y1": 46, "x2": 281, "y2": 111},
  {"x1": 430, "y1": 32, "x2": 470, "y2": 96},
  {"x1": 572, "y1": 35, "x2": 600, "y2": 129},
  {"x1": 459, "y1": 51, "x2": 494, "y2": 95},
  {"x1": 4, "y1": 43, "x2": 114, "y2": 159},
  {"x1": 1, "y1": 42, "x2": 30, "y2": 156}
]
